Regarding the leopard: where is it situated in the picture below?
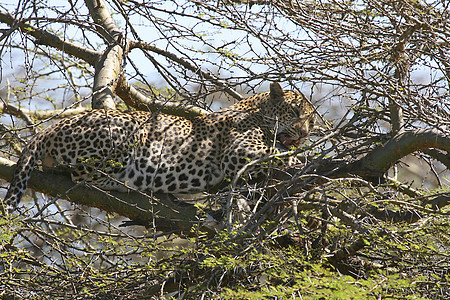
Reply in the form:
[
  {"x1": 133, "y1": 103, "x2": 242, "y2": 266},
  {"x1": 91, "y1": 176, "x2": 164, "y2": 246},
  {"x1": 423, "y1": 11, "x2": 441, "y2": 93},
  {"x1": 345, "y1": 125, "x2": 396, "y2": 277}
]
[{"x1": 3, "y1": 82, "x2": 315, "y2": 211}]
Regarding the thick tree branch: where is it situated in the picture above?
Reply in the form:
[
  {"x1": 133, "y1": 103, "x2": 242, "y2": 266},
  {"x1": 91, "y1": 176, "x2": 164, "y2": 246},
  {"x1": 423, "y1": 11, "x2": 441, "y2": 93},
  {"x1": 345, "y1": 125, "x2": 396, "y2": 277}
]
[
  {"x1": 0, "y1": 9, "x2": 118, "y2": 110},
  {"x1": 84, "y1": 0, "x2": 125, "y2": 109},
  {"x1": 84, "y1": 0, "x2": 123, "y2": 43},
  {"x1": 91, "y1": 43, "x2": 122, "y2": 109},
  {"x1": 324, "y1": 129, "x2": 450, "y2": 180},
  {"x1": 358, "y1": 129, "x2": 450, "y2": 176},
  {"x1": 296, "y1": 129, "x2": 450, "y2": 197},
  {"x1": 0, "y1": 157, "x2": 202, "y2": 233}
]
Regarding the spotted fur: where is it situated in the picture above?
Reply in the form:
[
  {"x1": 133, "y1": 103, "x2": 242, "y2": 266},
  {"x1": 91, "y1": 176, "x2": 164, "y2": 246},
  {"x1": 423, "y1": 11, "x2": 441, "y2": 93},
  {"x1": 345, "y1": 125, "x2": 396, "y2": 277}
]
[{"x1": 3, "y1": 82, "x2": 315, "y2": 210}]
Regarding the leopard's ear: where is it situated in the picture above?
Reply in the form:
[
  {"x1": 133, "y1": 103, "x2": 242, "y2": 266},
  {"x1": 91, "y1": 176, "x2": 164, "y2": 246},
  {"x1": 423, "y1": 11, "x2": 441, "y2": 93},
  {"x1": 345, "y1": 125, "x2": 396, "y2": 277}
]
[{"x1": 270, "y1": 82, "x2": 284, "y2": 100}]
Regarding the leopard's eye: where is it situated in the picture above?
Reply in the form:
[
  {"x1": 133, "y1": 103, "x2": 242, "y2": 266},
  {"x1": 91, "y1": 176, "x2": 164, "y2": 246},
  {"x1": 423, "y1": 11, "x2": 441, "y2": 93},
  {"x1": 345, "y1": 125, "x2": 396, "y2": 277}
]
[{"x1": 292, "y1": 107, "x2": 301, "y2": 118}]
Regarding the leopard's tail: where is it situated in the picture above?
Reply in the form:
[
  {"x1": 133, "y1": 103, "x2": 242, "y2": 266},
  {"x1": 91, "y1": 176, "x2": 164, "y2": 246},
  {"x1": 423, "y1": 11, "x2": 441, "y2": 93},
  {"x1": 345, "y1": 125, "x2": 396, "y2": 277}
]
[{"x1": 3, "y1": 139, "x2": 43, "y2": 212}]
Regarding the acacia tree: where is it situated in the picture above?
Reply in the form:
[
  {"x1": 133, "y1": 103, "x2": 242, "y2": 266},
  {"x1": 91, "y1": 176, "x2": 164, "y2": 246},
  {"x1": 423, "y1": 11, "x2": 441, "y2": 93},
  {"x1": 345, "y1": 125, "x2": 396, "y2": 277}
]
[{"x1": 0, "y1": 0, "x2": 449, "y2": 298}]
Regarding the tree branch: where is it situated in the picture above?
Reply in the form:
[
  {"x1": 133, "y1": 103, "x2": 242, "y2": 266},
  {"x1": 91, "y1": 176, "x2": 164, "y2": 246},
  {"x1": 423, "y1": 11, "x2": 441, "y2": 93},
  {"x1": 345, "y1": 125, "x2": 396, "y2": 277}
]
[
  {"x1": 0, "y1": 157, "x2": 202, "y2": 233},
  {"x1": 0, "y1": 11, "x2": 100, "y2": 65},
  {"x1": 325, "y1": 129, "x2": 450, "y2": 180},
  {"x1": 0, "y1": 4, "x2": 241, "y2": 114},
  {"x1": 0, "y1": 103, "x2": 89, "y2": 122},
  {"x1": 388, "y1": 25, "x2": 419, "y2": 133},
  {"x1": 421, "y1": 149, "x2": 450, "y2": 170},
  {"x1": 358, "y1": 129, "x2": 450, "y2": 175},
  {"x1": 131, "y1": 40, "x2": 244, "y2": 101},
  {"x1": 84, "y1": 0, "x2": 123, "y2": 43},
  {"x1": 0, "y1": 8, "x2": 118, "y2": 110},
  {"x1": 115, "y1": 76, "x2": 207, "y2": 117},
  {"x1": 91, "y1": 43, "x2": 122, "y2": 109},
  {"x1": 84, "y1": 0, "x2": 126, "y2": 109}
]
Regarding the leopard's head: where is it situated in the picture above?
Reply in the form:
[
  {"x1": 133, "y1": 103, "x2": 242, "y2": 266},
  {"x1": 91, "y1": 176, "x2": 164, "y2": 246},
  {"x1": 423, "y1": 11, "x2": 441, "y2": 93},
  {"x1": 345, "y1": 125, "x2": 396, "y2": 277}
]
[{"x1": 264, "y1": 82, "x2": 316, "y2": 148}]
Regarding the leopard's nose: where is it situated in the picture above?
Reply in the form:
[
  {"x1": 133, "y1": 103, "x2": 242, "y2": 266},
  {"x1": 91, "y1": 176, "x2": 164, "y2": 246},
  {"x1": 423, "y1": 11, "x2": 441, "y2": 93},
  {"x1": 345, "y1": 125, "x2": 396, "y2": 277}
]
[{"x1": 300, "y1": 130, "x2": 308, "y2": 138}]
